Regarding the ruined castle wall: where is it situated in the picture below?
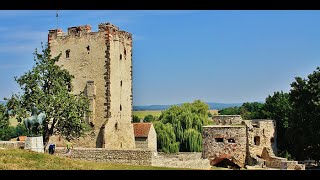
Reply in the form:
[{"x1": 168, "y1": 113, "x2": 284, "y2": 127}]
[
  {"x1": 54, "y1": 147, "x2": 153, "y2": 166},
  {"x1": 212, "y1": 115, "x2": 242, "y2": 125},
  {"x1": 48, "y1": 23, "x2": 135, "y2": 149},
  {"x1": 147, "y1": 124, "x2": 157, "y2": 152},
  {"x1": 245, "y1": 120, "x2": 277, "y2": 157},
  {"x1": 202, "y1": 125, "x2": 247, "y2": 167}
]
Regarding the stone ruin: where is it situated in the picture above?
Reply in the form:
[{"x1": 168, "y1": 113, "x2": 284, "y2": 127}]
[{"x1": 202, "y1": 115, "x2": 305, "y2": 170}]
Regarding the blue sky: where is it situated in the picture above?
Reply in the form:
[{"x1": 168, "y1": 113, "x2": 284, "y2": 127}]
[{"x1": 0, "y1": 10, "x2": 319, "y2": 105}]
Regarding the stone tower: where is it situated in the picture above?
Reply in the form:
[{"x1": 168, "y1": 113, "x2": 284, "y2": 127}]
[{"x1": 48, "y1": 22, "x2": 135, "y2": 149}]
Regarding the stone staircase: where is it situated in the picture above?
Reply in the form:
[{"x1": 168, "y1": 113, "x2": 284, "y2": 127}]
[{"x1": 152, "y1": 152, "x2": 211, "y2": 170}]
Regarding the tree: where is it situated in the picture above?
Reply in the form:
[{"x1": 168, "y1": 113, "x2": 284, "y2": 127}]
[
  {"x1": 0, "y1": 104, "x2": 9, "y2": 129},
  {"x1": 6, "y1": 43, "x2": 91, "y2": 149},
  {"x1": 153, "y1": 121, "x2": 179, "y2": 153},
  {"x1": 144, "y1": 115, "x2": 155, "y2": 122},
  {"x1": 287, "y1": 67, "x2": 320, "y2": 160},
  {"x1": 264, "y1": 91, "x2": 291, "y2": 154},
  {"x1": 241, "y1": 102, "x2": 268, "y2": 120},
  {"x1": 218, "y1": 106, "x2": 241, "y2": 115},
  {"x1": 218, "y1": 102, "x2": 268, "y2": 120},
  {"x1": 132, "y1": 115, "x2": 141, "y2": 123},
  {"x1": 156, "y1": 100, "x2": 209, "y2": 153}
]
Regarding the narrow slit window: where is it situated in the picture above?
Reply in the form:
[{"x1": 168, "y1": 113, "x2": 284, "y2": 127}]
[
  {"x1": 115, "y1": 122, "x2": 118, "y2": 130},
  {"x1": 254, "y1": 136, "x2": 260, "y2": 146},
  {"x1": 86, "y1": 45, "x2": 90, "y2": 51},
  {"x1": 120, "y1": 80, "x2": 122, "y2": 87},
  {"x1": 66, "y1": 49, "x2": 70, "y2": 58},
  {"x1": 215, "y1": 138, "x2": 223, "y2": 143},
  {"x1": 120, "y1": 54, "x2": 122, "y2": 60},
  {"x1": 270, "y1": 137, "x2": 274, "y2": 144},
  {"x1": 120, "y1": 104, "x2": 122, "y2": 111}
]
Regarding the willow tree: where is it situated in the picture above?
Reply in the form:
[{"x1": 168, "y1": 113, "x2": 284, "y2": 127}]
[
  {"x1": 153, "y1": 121, "x2": 179, "y2": 153},
  {"x1": 5, "y1": 43, "x2": 91, "y2": 148},
  {"x1": 156, "y1": 100, "x2": 209, "y2": 153}
]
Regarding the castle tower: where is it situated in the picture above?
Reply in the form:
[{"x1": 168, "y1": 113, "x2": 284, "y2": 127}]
[{"x1": 48, "y1": 23, "x2": 135, "y2": 149}]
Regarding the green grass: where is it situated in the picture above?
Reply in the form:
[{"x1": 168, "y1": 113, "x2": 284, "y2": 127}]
[
  {"x1": 133, "y1": 111, "x2": 162, "y2": 119},
  {"x1": 0, "y1": 149, "x2": 181, "y2": 170}
]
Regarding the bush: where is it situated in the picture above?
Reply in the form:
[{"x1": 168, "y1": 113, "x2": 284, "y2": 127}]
[{"x1": 0, "y1": 126, "x2": 17, "y2": 141}]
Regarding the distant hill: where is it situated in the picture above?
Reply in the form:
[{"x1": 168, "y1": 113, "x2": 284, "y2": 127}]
[{"x1": 133, "y1": 102, "x2": 244, "y2": 111}]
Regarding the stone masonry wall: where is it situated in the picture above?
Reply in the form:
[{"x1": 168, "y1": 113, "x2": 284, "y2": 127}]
[
  {"x1": 48, "y1": 22, "x2": 135, "y2": 149},
  {"x1": 244, "y1": 120, "x2": 277, "y2": 158},
  {"x1": 135, "y1": 138, "x2": 148, "y2": 149},
  {"x1": 202, "y1": 125, "x2": 247, "y2": 167},
  {"x1": 147, "y1": 124, "x2": 157, "y2": 152},
  {"x1": 54, "y1": 147, "x2": 153, "y2": 166},
  {"x1": 0, "y1": 141, "x2": 25, "y2": 149},
  {"x1": 212, "y1": 115, "x2": 242, "y2": 125}
]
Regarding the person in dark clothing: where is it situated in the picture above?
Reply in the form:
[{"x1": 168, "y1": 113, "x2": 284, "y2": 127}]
[{"x1": 48, "y1": 143, "x2": 55, "y2": 154}]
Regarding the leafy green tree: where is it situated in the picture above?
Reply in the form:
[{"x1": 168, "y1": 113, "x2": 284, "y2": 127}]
[
  {"x1": 241, "y1": 102, "x2": 268, "y2": 119},
  {"x1": 144, "y1": 115, "x2": 155, "y2": 122},
  {"x1": 0, "y1": 104, "x2": 9, "y2": 129},
  {"x1": 5, "y1": 43, "x2": 91, "y2": 148},
  {"x1": 264, "y1": 91, "x2": 291, "y2": 153},
  {"x1": 132, "y1": 115, "x2": 141, "y2": 123},
  {"x1": 15, "y1": 123, "x2": 29, "y2": 137},
  {"x1": 0, "y1": 126, "x2": 16, "y2": 141},
  {"x1": 156, "y1": 100, "x2": 209, "y2": 153},
  {"x1": 218, "y1": 106, "x2": 241, "y2": 115},
  {"x1": 287, "y1": 67, "x2": 320, "y2": 160},
  {"x1": 218, "y1": 102, "x2": 268, "y2": 120}
]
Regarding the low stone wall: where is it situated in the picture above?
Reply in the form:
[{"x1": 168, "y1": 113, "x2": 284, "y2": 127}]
[
  {"x1": 212, "y1": 115, "x2": 242, "y2": 125},
  {"x1": 152, "y1": 152, "x2": 211, "y2": 169},
  {"x1": 54, "y1": 147, "x2": 153, "y2": 166},
  {"x1": 0, "y1": 141, "x2": 25, "y2": 149}
]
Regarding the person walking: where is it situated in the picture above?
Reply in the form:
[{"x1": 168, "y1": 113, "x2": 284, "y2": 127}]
[{"x1": 65, "y1": 141, "x2": 73, "y2": 157}]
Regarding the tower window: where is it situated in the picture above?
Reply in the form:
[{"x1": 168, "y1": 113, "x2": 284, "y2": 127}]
[
  {"x1": 66, "y1": 49, "x2": 70, "y2": 58},
  {"x1": 124, "y1": 49, "x2": 126, "y2": 56},
  {"x1": 120, "y1": 54, "x2": 122, "y2": 60},
  {"x1": 228, "y1": 138, "x2": 236, "y2": 143},
  {"x1": 120, "y1": 80, "x2": 122, "y2": 87},
  {"x1": 254, "y1": 136, "x2": 260, "y2": 146},
  {"x1": 120, "y1": 104, "x2": 122, "y2": 111},
  {"x1": 270, "y1": 137, "x2": 274, "y2": 144},
  {"x1": 215, "y1": 138, "x2": 223, "y2": 143},
  {"x1": 86, "y1": 45, "x2": 90, "y2": 51},
  {"x1": 115, "y1": 122, "x2": 118, "y2": 130}
]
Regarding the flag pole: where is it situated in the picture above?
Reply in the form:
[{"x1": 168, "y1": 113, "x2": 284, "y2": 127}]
[{"x1": 56, "y1": 10, "x2": 59, "y2": 29}]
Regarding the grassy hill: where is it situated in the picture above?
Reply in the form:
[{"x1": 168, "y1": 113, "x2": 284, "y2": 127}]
[
  {"x1": 0, "y1": 149, "x2": 178, "y2": 170},
  {"x1": 133, "y1": 110, "x2": 162, "y2": 119}
]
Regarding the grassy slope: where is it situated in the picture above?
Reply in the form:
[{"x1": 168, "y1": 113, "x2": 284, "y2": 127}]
[
  {"x1": 132, "y1": 111, "x2": 162, "y2": 119},
  {"x1": 0, "y1": 149, "x2": 179, "y2": 170}
]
